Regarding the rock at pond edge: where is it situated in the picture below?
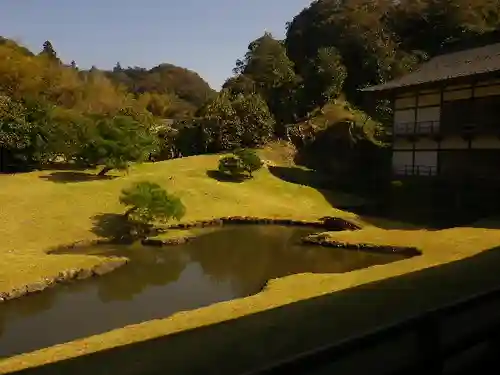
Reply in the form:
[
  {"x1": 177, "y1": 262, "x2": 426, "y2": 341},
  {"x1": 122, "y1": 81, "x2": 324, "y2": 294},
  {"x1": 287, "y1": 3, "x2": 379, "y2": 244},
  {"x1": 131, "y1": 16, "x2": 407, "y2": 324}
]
[{"x1": 92, "y1": 259, "x2": 128, "y2": 276}]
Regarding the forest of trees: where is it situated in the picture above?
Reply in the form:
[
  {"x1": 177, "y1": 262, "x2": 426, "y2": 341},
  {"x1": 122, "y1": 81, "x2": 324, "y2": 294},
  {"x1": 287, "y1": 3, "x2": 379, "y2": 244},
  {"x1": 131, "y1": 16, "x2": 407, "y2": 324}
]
[
  {"x1": 107, "y1": 63, "x2": 215, "y2": 119},
  {"x1": 1, "y1": 0, "x2": 499, "y2": 178}
]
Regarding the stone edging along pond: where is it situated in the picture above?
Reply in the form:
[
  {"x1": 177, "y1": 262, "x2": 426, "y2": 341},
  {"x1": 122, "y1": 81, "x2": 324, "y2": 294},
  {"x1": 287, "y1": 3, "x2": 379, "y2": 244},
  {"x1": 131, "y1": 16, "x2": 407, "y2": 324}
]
[
  {"x1": 302, "y1": 234, "x2": 422, "y2": 257},
  {"x1": 142, "y1": 216, "x2": 422, "y2": 258},
  {"x1": 2, "y1": 215, "x2": 419, "y2": 304},
  {"x1": 0, "y1": 255, "x2": 128, "y2": 302},
  {"x1": 141, "y1": 216, "x2": 362, "y2": 246},
  {"x1": 0, "y1": 216, "x2": 358, "y2": 303}
]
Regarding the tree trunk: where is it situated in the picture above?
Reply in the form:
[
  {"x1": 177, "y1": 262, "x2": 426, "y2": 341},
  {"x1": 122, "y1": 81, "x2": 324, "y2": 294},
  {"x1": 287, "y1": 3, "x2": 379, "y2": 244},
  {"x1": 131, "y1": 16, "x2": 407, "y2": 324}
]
[
  {"x1": 123, "y1": 206, "x2": 137, "y2": 219},
  {"x1": 98, "y1": 166, "x2": 113, "y2": 176}
]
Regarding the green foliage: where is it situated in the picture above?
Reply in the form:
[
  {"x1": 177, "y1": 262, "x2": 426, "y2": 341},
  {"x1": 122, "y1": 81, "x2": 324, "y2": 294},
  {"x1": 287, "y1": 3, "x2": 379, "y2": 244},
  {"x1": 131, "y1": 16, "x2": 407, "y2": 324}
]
[
  {"x1": 187, "y1": 90, "x2": 276, "y2": 154},
  {"x1": 0, "y1": 96, "x2": 58, "y2": 170},
  {"x1": 76, "y1": 115, "x2": 157, "y2": 175},
  {"x1": 218, "y1": 155, "x2": 246, "y2": 178},
  {"x1": 235, "y1": 32, "x2": 296, "y2": 89},
  {"x1": 0, "y1": 96, "x2": 88, "y2": 169},
  {"x1": 231, "y1": 32, "x2": 299, "y2": 132},
  {"x1": 173, "y1": 119, "x2": 211, "y2": 156},
  {"x1": 198, "y1": 89, "x2": 243, "y2": 152},
  {"x1": 0, "y1": 95, "x2": 31, "y2": 150},
  {"x1": 389, "y1": 0, "x2": 500, "y2": 56},
  {"x1": 0, "y1": 37, "x2": 216, "y2": 171},
  {"x1": 286, "y1": 0, "x2": 412, "y2": 105},
  {"x1": 106, "y1": 63, "x2": 215, "y2": 118},
  {"x1": 39, "y1": 40, "x2": 60, "y2": 63},
  {"x1": 278, "y1": 0, "x2": 500, "y2": 185},
  {"x1": 120, "y1": 181, "x2": 186, "y2": 226},
  {"x1": 234, "y1": 148, "x2": 263, "y2": 176},
  {"x1": 217, "y1": 148, "x2": 263, "y2": 180},
  {"x1": 285, "y1": 0, "x2": 500, "y2": 107},
  {"x1": 231, "y1": 93, "x2": 275, "y2": 147},
  {"x1": 0, "y1": 37, "x2": 34, "y2": 56},
  {"x1": 2, "y1": 1, "x2": 498, "y2": 179},
  {"x1": 222, "y1": 74, "x2": 256, "y2": 96},
  {"x1": 292, "y1": 100, "x2": 390, "y2": 187},
  {"x1": 315, "y1": 47, "x2": 347, "y2": 103}
]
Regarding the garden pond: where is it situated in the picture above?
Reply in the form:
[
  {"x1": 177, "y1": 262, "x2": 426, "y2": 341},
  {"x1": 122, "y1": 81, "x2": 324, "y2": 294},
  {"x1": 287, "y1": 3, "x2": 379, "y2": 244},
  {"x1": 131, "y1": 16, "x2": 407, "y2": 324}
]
[{"x1": 0, "y1": 224, "x2": 409, "y2": 358}]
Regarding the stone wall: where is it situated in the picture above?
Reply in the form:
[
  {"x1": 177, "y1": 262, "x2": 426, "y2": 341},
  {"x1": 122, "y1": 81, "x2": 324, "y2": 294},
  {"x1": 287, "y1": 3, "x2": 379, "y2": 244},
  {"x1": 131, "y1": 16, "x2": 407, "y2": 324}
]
[
  {"x1": 303, "y1": 234, "x2": 422, "y2": 257},
  {"x1": 0, "y1": 257, "x2": 127, "y2": 302}
]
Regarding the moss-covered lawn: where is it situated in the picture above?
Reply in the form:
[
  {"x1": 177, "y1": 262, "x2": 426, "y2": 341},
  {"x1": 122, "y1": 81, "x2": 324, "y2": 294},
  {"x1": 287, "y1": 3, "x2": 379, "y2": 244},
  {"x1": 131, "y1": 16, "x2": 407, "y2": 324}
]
[
  {"x1": 1, "y1": 152, "x2": 500, "y2": 374},
  {"x1": 313, "y1": 226, "x2": 500, "y2": 262},
  {"x1": 0, "y1": 153, "x2": 359, "y2": 294}
]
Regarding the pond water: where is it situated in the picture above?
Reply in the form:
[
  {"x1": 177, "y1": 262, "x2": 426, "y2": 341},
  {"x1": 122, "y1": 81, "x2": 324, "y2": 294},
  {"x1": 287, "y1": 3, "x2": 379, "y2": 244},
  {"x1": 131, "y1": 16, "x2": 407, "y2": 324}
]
[{"x1": 0, "y1": 225, "x2": 408, "y2": 358}]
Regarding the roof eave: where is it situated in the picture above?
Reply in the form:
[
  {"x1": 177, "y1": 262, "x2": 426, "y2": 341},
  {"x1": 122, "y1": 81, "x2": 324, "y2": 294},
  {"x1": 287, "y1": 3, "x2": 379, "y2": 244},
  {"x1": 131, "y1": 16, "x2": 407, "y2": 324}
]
[
  {"x1": 359, "y1": 85, "x2": 401, "y2": 98},
  {"x1": 360, "y1": 70, "x2": 500, "y2": 96}
]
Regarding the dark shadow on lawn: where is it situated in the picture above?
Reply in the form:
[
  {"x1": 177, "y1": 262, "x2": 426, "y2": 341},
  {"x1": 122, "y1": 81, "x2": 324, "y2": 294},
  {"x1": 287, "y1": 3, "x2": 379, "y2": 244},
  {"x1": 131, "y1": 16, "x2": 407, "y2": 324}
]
[
  {"x1": 38, "y1": 171, "x2": 117, "y2": 183},
  {"x1": 12, "y1": 245, "x2": 500, "y2": 375},
  {"x1": 468, "y1": 217, "x2": 500, "y2": 230},
  {"x1": 206, "y1": 170, "x2": 246, "y2": 183},
  {"x1": 43, "y1": 162, "x2": 88, "y2": 171},
  {"x1": 268, "y1": 166, "x2": 349, "y2": 210},
  {"x1": 268, "y1": 165, "x2": 335, "y2": 190},
  {"x1": 89, "y1": 213, "x2": 135, "y2": 244},
  {"x1": 268, "y1": 166, "x2": 451, "y2": 230},
  {"x1": 267, "y1": 165, "x2": 407, "y2": 227},
  {"x1": 88, "y1": 213, "x2": 161, "y2": 244}
]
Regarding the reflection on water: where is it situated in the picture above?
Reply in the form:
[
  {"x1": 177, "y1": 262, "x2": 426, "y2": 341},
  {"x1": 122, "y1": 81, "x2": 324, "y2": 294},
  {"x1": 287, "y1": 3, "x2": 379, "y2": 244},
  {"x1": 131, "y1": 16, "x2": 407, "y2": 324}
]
[{"x1": 0, "y1": 225, "x2": 408, "y2": 358}]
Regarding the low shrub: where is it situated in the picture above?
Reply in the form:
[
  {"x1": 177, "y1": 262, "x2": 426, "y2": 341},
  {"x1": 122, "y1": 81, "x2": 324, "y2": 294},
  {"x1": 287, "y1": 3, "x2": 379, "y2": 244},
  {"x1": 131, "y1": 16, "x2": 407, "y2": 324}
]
[
  {"x1": 217, "y1": 148, "x2": 263, "y2": 180},
  {"x1": 119, "y1": 181, "x2": 186, "y2": 238},
  {"x1": 218, "y1": 155, "x2": 246, "y2": 178},
  {"x1": 234, "y1": 148, "x2": 263, "y2": 177}
]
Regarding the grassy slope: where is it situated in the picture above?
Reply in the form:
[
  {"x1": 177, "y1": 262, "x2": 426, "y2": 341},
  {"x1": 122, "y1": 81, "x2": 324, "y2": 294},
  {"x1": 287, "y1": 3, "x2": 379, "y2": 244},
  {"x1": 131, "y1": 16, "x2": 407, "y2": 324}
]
[
  {"x1": 317, "y1": 226, "x2": 500, "y2": 262},
  {"x1": 1, "y1": 151, "x2": 500, "y2": 374},
  {"x1": 0, "y1": 153, "x2": 358, "y2": 293}
]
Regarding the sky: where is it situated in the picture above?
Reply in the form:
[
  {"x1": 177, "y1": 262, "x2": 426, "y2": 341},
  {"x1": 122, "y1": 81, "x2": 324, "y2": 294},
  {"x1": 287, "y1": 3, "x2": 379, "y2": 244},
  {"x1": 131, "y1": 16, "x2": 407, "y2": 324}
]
[{"x1": 0, "y1": 0, "x2": 312, "y2": 89}]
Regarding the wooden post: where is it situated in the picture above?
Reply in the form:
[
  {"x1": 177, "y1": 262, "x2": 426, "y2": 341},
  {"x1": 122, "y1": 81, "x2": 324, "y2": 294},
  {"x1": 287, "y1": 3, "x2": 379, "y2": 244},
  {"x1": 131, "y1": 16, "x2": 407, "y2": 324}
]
[
  {"x1": 416, "y1": 315, "x2": 443, "y2": 375},
  {"x1": 413, "y1": 92, "x2": 419, "y2": 175},
  {"x1": 437, "y1": 85, "x2": 444, "y2": 176}
]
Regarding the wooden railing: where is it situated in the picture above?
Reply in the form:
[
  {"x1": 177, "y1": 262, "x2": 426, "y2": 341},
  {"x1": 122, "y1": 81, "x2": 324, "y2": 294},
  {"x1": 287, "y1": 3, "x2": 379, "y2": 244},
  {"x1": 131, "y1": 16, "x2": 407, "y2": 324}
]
[
  {"x1": 394, "y1": 165, "x2": 438, "y2": 176},
  {"x1": 394, "y1": 121, "x2": 441, "y2": 135},
  {"x1": 393, "y1": 166, "x2": 500, "y2": 182},
  {"x1": 394, "y1": 121, "x2": 500, "y2": 137},
  {"x1": 240, "y1": 286, "x2": 500, "y2": 375}
]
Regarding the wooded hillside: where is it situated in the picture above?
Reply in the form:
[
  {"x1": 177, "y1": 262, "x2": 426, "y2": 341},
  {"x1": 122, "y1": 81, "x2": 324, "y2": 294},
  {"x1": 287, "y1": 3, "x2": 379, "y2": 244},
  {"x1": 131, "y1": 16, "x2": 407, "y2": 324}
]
[{"x1": 1, "y1": 0, "x2": 499, "y2": 177}]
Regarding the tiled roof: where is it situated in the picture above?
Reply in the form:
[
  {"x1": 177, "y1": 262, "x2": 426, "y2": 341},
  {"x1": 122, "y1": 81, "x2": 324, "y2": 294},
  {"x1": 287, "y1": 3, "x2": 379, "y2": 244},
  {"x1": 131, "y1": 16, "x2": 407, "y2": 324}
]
[{"x1": 362, "y1": 42, "x2": 500, "y2": 92}]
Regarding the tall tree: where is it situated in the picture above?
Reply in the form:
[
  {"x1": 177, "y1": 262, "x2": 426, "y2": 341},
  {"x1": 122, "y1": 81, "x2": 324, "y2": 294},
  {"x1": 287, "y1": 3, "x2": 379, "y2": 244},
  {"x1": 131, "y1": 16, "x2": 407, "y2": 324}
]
[
  {"x1": 389, "y1": 0, "x2": 500, "y2": 55},
  {"x1": 300, "y1": 46, "x2": 348, "y2": 113},
  {"x1": 231, "y1": 93, "x2": 275, "y2": 147},
  {"x1": 285, "y1": 0, "x2": 412, "y2": 104},
  {"x1": 106, "y1": 63, "x2": 215, "y2": 118},
  {"x1": 75, "y1": 115, "x2": 157, "y2": 175},
  {"x1": 222, "y1": 74, "x2": 256, "y2": 96},
  {"x1": 235, "y1": 33, "x2": 296, "y2": 91},
  {"x1": 197, "y1": 89, "x2": 242, "y2": 152},
  {"x1": 40, "y1": 40, "x2": 60, "y2": 63},
  {"x1": 113, "y1": 62, "x2": 123, "y2": 72},
  {"x1": 232, "y1": 32, "x2": 299, "y2": 134},
  {"x1": 0, "y1": 96, "x2": 31, "y2": 155}
]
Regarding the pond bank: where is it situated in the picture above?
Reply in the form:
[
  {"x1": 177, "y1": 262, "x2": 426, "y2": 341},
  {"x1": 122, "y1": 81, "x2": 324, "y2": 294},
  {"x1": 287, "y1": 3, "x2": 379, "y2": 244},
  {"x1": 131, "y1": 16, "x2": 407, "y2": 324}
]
[
  {"x1": 163, "y1": 216, "x2": 360, "y2": 231},
  {"x1": 302, "y1": 233, "x2": 422, "y2": 257},
  {"x1": 0, "y1": 216, "x2": 360, "y2": 304},
  {"x1": 2, "y1": 229, "x2": 500, "y2": 375},
  {"x1": 1, "y1": 224, "x2": 402, "y2": 358},
  {"x1": 0, "y1": 254, "x2": 127, "y2": 303},
  {"x1": 143, "y1": 215, "x2": 360, "y2": 246}
]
